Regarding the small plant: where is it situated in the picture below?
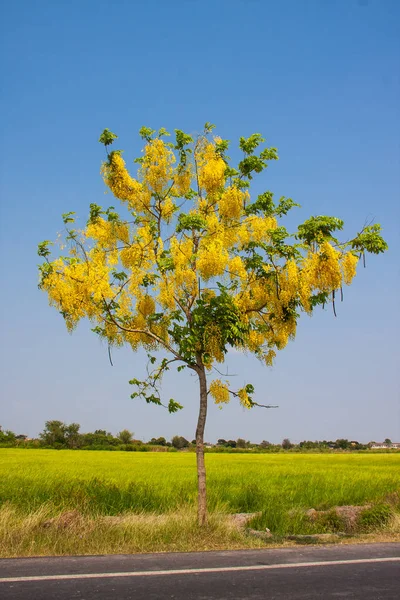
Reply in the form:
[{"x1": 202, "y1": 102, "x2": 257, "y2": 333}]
[
  {"x1": 314, "y1": 509, "x2": 344, "y2": 533},
  {"x1": 358, "y1": 504, "x2": 392, "y2": 532}
]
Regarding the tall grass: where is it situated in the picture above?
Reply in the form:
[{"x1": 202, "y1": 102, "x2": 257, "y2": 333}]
[
  {"x1": 1, "y1": 450, "x2": 399, "y2": 516},
  {"x1": 1, "y1": 449, "x2": 399, "y2": 555}
]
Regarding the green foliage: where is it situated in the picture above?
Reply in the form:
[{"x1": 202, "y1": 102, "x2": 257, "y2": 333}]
[
  {"x1": 204, "y1": 122, "x2": 216, "y2": 134},
  {"x1": 158, "y1": 127, "x2": 170, "y2": 138},
  {"x1": 61, "y1": 212, "x2": 76, "y2": 225},
  {"x1": 314, "y1": 509, "x2": 344, "y2": 532},
  {"x1": 176, "y1": 213, "x2": 207, "y2": 233},
  {"x1": 37, "y1": 240, "x2": 53, "y2": 258},
  {"x1": 98, "y1": 129, "x2": 118, "y2": 147},
  {"x1": 168, "y1": 399, "x2": 184, "y2": 413},
  {"x1": 351, "y1": 224, "x2": 388, "y2": 255},
  {"x1": 174, "y1": 129, "x2": 194, "y2": 166},
  {"x1": 238, "y1": 134, "x2": 278, "y2": 180},
  {"x1": 297, "y1": 216, "x2": 344, "y2": 245},
  {"x1": 171, "y1": 435, "x2": 190, "y2": 449},
  {"x1": 139, "y1": 126, "x2": 156, "y2": 142},
  {"x1": 239, "y1": 133, "x2": 265, "y2": 154},
  {"x1": 118, "y1": 429, "x2": 133, "y2": 444},
  {"x1": 88, "y1": 203, "x2": 103, "y2": 224}
]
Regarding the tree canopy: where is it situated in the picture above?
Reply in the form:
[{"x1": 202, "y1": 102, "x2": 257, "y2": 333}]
[{"x1": 38, "y1": 123, "x2": 387, "y2": 523}]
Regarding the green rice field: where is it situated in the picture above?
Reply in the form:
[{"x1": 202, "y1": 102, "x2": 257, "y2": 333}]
[{"x1": 2, "y1": 450, "x2": 399, "y2": 531}]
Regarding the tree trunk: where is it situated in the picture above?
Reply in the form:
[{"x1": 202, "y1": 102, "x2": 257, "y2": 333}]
[{"x1": 195, "y1": 358, "x2": 208, "y2": 526}]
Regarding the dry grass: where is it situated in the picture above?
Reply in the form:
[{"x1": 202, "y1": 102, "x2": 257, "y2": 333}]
[
  {"x1": 0, "y1": 503, "x2": 274, "y2": 558},
  {"x1": 1, "y1": 502, "x2": 399, "y2": 558}
]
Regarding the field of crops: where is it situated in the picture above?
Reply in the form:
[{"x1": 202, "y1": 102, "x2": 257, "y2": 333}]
[
  {"x1": 2, "y1": 449, "x2": 400, "y2": 524},
  {"x1": 1, "y1": 449, "x2": 399, "y2": 556}
]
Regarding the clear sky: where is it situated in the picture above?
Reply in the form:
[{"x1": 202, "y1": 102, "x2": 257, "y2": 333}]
[{"x1": 0, "y1": 0, "x2": 399, "y2": 444}]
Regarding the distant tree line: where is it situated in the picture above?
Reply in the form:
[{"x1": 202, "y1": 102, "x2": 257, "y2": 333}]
[{"x1": 0, "y1": 424, "x2": 398, "y2": 453}]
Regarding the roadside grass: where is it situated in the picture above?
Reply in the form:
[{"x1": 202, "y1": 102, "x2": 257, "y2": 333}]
[
  {"x1": 0, "y1": 503, "x2": 271, "y2": 557},
  {"x1": 1, "y1": 450, "x2": 399, "y2": 556}
]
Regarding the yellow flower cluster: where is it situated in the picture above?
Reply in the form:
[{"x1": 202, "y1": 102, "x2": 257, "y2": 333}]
[
  {"x1": 86, "y1": 218, "x2": 129, "y2": 248},
  {"x1": 158, "y1": 278, "x2": 175, "y2": 310},
  {"x1": 203, "y1": 323, "x2": 224, "y2": 364},
  {"x1": 237, "y1": 387, "x2": 252, "y2": 409},
  {"x1": 141, "y1": 139, "x2": 175, "y2": 194},
  {"x1": 228, "y1": 256, "x2": 247, "y2": 281},
  {"x1": 342, "y1": 252, "x2": 358, "y2": 285},
  {"x1": 263, "y1": 349, "x2": 276, "y2": 366},
  {"x1": 303, "y1": 241, "x2": 342, "y2": 293},
  {"x1": 219, "y1": 186, "x2": 246, "y2": 219},
  {"x1": 209, "y1": 379, "x2": 230, "y2": 404},
  {"x1": 170, "y1": 237, "x2": 193, "y2": 269},
  {"x1": 279, "y1": 260, "x2": 299, "y2": 305},
  {"x1": 159, "y1": 196, "x2": 176, "y2": 222},
  {"x1": 197, "y1": 143, "x2": 226, "y2": 196},
  {"x1": 197, "y1": 239, "x2": 229, "y2": 280},
  {"x1": 137, "y1": 294, "x2": 155, "y2": 317},
  {"x1": 102, "y1": 153, "x2": 151, "y2": 213},
  {"x1": 245, "y1": 215, "x2": 277, "y2": 244},
  {"x1": 42, "y1": 250, "x2": 113, "y2": 332},
  {"x1": 173, "y1": 166, "x2": 192, "y2": 197}
]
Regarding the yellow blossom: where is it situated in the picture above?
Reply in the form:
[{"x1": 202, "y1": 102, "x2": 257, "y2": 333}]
[
  {"x1": 209, "y1": 379, "x2": 230, "y2": 404},
  {"x1": 238, "y1": 387, "x2": 252, "y2": 409},
  {"x1": 342, "y1": 252, "x2": 358, "y2": 285},
  {"x1": 197, "y1": 143, "x2": 226, "y2": 196}
]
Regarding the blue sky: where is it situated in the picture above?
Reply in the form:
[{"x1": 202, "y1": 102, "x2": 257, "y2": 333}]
[{"x1": 1, "y1": 0, "x2": 399, "y2": 443}]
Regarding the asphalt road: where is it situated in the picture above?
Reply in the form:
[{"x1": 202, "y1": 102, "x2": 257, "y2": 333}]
[{"x1": 1, "y1": 543, "x2": 399, "y2": 599}]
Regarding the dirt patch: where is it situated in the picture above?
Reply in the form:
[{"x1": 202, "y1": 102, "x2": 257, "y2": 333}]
[{"x1": 229, "y1": 512, "x2": 262, "y2": 529}]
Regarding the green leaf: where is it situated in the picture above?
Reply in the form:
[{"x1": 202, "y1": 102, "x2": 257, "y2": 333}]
[
  {"x1": 99, "y1": 129, "x2": 118, "y2": 146},
  {"x1": 168, "y1": 399, "x2": 183, "y2": 413},
  {"x1": 112, "y1": 271, "x2": 128, "y2": 282},
  {"x1": 204, "y1": 122, "x2": 216, "y2": 133},
  {"x1": 139, "y1": 126, "x2": 156, "y2": 142},
  {"x1": 88, "y1": 203, "x2": 104, "y2": 224},
  {"x1": 239, "y1": 133, "x2": 265, "y2": 154},
  {"x1": 351, "y1": 224, "x2": 388, "y2": 255},
  {"x1": 62, "y1": 212, "x2": 76, "y2": 225},
  {"x1": 297, "y1": 216, "x2": 344, "y2": 245},
  {"x1": 37, "y1": 240, "x2": 53, "y2": 258},
  {"x1": 158, "y1": 127, "x2": 170, "y2": 138},
  {"x1": 176, "y1": 213, "x2": 207, "y2": 233}
]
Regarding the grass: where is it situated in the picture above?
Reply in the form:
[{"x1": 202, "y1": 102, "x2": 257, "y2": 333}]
[{"x1": 1, "y1": 449, "x2": 399, "y2": 556}]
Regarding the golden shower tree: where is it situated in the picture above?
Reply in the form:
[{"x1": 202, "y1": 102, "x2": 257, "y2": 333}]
[{"x1": 38, "y1": 124, "x2": 387, "y2": 524}]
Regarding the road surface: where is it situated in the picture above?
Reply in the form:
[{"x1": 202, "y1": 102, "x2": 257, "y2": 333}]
[{"x1": 1, "y1": 542, "x2": 399, "y2": 599}]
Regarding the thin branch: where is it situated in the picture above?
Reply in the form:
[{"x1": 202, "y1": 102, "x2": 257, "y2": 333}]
[
  {"x1": 101, "y1": 298, "x2": 188, "y2": 364},
  {"x1": 212, "y1": 365, "x2": 238, "y2": 377},
  {"x1": 251, "y1": 402, "x2": 279, "y2": 409}
]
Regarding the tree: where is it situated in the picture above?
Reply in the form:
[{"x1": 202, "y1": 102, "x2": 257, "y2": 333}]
[
  {"x1": 0, "y1": 426, "x2": 16, "y2": 444},
  {"x1": 282, "y1": 438, "x2": 293, "y2": 449},
  {"x1": 39, "y1": 420, "x2": 67, "y2": 447},
  {"x1": 38, "y1": 123, "x2": 387, "y2": 525},
  {"x1": 335, "y1": 438, "x2": 350, "y2": 450},
  {"x1": 65, "y1": 422, "x2": 82, "y2": 448},
  {"x1": 118, "y1": 429, "x2": 133, "y2": 444},
  {"x1": 260, "y1": 440, "x2": 271, "y2": 448},
  {"x1": 236, "y1": 438, "x2": 247, "y2": 448},
  {"x1": 171, "y1": 435, "x2": 190, "y2": 449},
  {"x1": 384, "y1": 438, "x2": 392, "y2": 446},
  {"x1": 149, "y1": 436, "x2": 167, "y2": 446}
]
